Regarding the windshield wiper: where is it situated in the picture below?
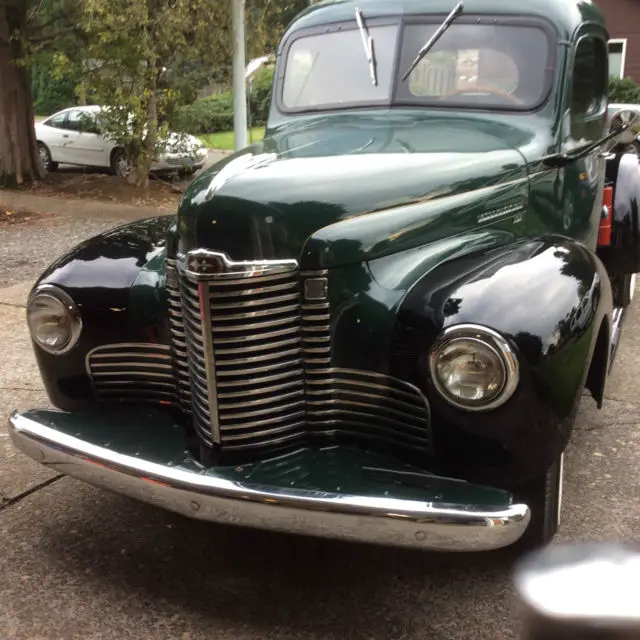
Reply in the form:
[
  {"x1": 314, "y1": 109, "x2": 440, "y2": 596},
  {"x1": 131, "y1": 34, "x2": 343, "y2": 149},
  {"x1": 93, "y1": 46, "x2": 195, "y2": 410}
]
[
  {"x1": 355, "y1": 7, "x2": 378, "y2": 86},
  {"x1": 401, "y1": 1, "x2": 464, "y2": 81}
]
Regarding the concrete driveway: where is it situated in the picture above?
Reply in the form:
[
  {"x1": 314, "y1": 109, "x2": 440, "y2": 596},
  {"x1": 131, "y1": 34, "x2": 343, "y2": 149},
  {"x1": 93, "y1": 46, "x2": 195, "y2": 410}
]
[{"x1": 1, "y1": 206, "x2": 640, "y2": 639}]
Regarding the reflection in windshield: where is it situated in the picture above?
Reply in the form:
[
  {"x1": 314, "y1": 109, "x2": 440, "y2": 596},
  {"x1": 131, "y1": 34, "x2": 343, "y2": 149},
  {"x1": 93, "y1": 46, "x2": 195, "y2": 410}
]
[
  {"x1": 281, "y1": 20, "x2": 552, "y2": 112},
  {"x1": 401, "y1": 1, "x2": 464, "y2": 81},
  {"x1": 282, "y1": 25, "x2": 398, "y2": 109},
  {"x1": 399, "y1": 23, "x2": 551, "y2": 108}
]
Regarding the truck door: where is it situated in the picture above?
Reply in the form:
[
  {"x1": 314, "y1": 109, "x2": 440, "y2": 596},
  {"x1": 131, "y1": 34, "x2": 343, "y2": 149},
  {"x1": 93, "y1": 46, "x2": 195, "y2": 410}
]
[{"x1": 560, "y1": 33, "x2": 609, "y2": 248}]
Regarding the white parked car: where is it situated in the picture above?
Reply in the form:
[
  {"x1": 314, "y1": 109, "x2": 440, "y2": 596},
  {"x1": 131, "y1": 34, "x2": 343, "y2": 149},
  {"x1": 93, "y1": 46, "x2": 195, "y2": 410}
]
[{"x1": 35, "y1": 105, "x2": 208, "y2": 177}]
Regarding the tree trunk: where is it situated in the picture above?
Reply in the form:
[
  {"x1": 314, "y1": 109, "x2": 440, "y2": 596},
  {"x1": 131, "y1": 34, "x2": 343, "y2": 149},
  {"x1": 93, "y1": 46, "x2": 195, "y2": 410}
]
[
  {"x1": 134, "y1": 72, "x2": 159, "y2": 189},
  {"x1": 0, "y1": 4, "x2": 43, "y2": 187}
]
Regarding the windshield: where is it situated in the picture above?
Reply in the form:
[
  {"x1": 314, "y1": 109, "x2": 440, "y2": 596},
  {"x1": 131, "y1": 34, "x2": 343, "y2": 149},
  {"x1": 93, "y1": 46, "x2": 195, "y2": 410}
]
[
  {"x1": 280, "y1": 19, "x2": 553, "y2": 112},
  {"x1": 282, "y1": 24, "x2": 398, "y2": 109}
]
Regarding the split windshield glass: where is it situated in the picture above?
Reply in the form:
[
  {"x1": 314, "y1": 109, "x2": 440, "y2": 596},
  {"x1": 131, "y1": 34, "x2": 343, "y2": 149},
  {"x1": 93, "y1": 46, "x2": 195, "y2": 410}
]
[{"x1": 280, "y1": 19, "x2": 553, "y2": 112}]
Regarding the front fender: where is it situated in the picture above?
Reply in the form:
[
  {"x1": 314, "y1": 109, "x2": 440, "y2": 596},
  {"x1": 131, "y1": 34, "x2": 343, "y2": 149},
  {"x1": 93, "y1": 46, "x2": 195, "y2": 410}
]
[
  {"x1": 30, "y1": 215, "x2": 176, "y2": 410},
  {"x1": 383, "y1": 236, "x2": 612, "y2": 485}
]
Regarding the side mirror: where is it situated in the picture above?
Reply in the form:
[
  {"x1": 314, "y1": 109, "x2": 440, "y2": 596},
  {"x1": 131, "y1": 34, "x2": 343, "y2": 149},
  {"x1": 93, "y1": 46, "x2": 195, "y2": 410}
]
[
  {"x1": 245, "y1": 55, "x2": 274, "y2": 82},
  {"x1": 608, "y1": 108, "x2": 640, "y2": 145}
]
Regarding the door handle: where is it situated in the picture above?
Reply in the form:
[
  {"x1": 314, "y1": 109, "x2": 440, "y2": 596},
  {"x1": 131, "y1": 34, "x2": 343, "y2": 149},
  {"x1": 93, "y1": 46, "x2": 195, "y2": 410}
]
[{"x1": 62, "y1": 134, "x2": 69, "y2": 138}]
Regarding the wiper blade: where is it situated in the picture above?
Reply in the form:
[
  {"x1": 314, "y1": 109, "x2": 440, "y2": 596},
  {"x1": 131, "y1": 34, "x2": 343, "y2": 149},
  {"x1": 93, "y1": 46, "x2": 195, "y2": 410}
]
[
  {"x1": 401, "y1": 1, "x2": 464, "y2": 81},
  {"x1": 355, "y1": 7, "x2": 378, "y2": 86}
]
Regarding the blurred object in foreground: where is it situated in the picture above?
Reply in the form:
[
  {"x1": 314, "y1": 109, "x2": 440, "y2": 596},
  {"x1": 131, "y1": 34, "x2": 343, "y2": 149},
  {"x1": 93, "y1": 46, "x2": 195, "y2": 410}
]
[{"x1": 514, "y1": 543, "x2": 640, "y2": 639}]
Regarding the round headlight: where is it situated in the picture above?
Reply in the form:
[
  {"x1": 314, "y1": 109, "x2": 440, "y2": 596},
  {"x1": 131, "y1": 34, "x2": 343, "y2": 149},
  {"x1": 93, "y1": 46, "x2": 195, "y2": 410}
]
[
  {"x1": 27, "y1": 285, "x2": 82, "y2": 355},
  {"x1": 429, "y1": 324, "x2": 519, "y2": 411}
]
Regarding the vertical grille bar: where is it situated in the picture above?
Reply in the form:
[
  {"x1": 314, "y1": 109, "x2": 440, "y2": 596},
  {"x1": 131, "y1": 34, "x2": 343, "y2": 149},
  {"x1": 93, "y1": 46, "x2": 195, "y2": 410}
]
[
  {"x1": 203, "y1": 270, "x2": 305, "y2": 450},
  {"x1": 165, "y1": 259, "x2": 191, "y2": 409},
  {"x1": 198, "y1": 282, "x2": 221, "y2": 444}
]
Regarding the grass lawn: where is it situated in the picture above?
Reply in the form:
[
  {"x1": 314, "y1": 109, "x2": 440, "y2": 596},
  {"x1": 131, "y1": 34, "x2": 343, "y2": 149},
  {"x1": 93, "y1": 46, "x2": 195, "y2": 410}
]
[{"x1": 198, "y1": 127, "x2": 265, "y2": 150}]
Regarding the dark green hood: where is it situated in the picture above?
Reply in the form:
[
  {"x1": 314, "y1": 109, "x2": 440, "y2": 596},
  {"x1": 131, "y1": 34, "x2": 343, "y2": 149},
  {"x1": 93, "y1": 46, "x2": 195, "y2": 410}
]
[{"x1": 178, "y1": 112, "x2": 533, "y2": 269}]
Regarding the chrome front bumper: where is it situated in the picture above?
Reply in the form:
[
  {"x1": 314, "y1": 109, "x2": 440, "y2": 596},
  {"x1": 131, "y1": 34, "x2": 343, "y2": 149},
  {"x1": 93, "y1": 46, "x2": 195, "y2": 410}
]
[{"x1": 8, "y1": 409, "x2": 530, "y2": 552}]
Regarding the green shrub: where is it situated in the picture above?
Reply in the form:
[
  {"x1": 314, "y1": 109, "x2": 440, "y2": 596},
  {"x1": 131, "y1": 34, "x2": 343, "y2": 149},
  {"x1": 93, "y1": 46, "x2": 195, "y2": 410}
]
[
  {"x1": 32, "y1": 62, "x2": 78, "y2": 116},
  {"x1": 173, "y1": 67, "x2": 274, "y2": 135},
  {"x1": 173, "y1": 92, "x2": 234, "y2": 134},
  {"x1": 248, "y1": 67, "x2": 274, "y2": 127},
  {"x1": 608, "y1": 76, "x2": 640, "y2": 104}
]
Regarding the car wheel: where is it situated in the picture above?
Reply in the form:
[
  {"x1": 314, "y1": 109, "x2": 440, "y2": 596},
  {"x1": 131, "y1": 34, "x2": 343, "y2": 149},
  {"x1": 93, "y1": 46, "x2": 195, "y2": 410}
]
[
  {"x1": 111, "y1": 149, "x2": 131, "y2": 179},
  {"x1": 510, "y1": 453, "x2": 564, "y2": 552},
  {"x1": 37, "y1": 143, "x2": 58, "y2": 173}
]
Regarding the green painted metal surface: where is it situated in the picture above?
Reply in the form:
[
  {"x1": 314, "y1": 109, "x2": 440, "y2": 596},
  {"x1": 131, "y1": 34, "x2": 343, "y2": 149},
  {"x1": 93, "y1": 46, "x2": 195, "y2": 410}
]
[{"x1": 21, "y1": 407, "x2": 514, "y2": 507}]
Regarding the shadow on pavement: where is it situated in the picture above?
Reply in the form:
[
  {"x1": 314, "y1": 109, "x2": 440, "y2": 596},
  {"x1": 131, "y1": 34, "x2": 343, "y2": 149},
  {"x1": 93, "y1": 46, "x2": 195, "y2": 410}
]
[{"x1": 27, "y1": 481, "x2": 519, "y2": 639}]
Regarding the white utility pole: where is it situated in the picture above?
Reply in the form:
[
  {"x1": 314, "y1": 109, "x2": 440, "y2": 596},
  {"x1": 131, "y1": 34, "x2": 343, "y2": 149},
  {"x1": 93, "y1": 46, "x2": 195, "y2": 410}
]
[{"x1": 232, "y1": 0, "x2": 248, "y2": 151}]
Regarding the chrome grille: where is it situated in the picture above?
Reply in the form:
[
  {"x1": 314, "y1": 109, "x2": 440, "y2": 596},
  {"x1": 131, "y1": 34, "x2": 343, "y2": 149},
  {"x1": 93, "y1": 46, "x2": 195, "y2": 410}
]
[
  {"x1": 166, "y1": 259, "x2": 192, "y2": 408},
  {"x1": 168, "y1": 251, "x2": 433, "y2": 458},
  {"x1": 306, "y1": 368, "x2": 432, "y2": 450},
  {"x1": 180, "y1": 268, "x2": 307, "y2": 448},
  {"x1": 86, "y1": 343, "x2": 178, "y2": 404}
]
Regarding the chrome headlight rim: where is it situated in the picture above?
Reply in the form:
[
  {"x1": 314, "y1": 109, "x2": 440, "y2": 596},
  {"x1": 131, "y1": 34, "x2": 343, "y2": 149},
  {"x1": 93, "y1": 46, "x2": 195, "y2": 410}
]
[
  {"x1": 429, "y1": 323, "x2": 520, "y2": 412},
  {"x1": 27, "y1": 284, "x2": 83, "y2": 355}
]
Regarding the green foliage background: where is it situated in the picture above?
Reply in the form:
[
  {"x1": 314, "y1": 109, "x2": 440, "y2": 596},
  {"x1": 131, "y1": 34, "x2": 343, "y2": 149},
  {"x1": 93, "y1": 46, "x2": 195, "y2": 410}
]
[
  {"x1": 32, "y1": 62, "x2": 77, "y2": 116},
  {"x1": 30, "y1": 0, "x2": 306, "y2": 121},
  {"x1": 173, "y1": 67, "x2": 274, "y2": 134},
  {"x1": 608, "y1": 76, "x2": 640, "y2": 104}
]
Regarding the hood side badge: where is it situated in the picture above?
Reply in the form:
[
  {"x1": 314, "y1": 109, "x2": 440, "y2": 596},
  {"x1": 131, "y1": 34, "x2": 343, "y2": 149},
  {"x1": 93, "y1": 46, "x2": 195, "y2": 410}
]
[{"x1": 477, "y1": 203, "x2": 525, "y2": 225}]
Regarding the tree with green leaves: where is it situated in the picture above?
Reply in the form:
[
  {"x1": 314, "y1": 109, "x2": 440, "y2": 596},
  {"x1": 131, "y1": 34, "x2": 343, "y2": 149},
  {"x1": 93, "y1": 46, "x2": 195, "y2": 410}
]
[
  {"x1": 80, "y1": 0, "x2": 310, "y2": 187},
  {"x1": 1, "y1": 0, "x2": 309, "y2": 189}
]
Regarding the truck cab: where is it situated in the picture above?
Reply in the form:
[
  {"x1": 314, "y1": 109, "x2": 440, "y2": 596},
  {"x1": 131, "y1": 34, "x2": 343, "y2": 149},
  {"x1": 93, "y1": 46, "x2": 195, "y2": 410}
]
[{"x1": 9, "y1": 0, "x2": 640, "y2": 555}]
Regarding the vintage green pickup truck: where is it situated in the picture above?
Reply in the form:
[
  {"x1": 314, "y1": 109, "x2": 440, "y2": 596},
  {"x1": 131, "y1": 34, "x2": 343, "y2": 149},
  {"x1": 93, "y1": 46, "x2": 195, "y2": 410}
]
[{"x1": 9, "y1": 0, "x2": 640, "y2": 554}]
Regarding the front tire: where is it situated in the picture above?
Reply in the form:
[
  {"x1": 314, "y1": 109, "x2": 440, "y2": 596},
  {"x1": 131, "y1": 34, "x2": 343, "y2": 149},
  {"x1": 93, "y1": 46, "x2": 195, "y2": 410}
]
[
  {"x1": 111, "y1": 149, "x2": 131, "y2": 179},
  {"x1": 511, "y1": 453, "x2": 564, "y2": 552},
  {"x1": 37, "y1": 143, "x2": 58, "y2": 173}
]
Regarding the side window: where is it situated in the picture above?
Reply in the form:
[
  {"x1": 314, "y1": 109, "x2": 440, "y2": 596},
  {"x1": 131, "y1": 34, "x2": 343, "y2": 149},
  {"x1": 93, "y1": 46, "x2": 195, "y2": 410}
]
[
  {"x1": 571, "y1": 37, "x2": 608, "y2": 118},
  {"x1": 45, "y1": 113, "x2": 67, "y2": 129},
  {"x1": 66, "y1": 109, "x2": 85, "y2": 132}
]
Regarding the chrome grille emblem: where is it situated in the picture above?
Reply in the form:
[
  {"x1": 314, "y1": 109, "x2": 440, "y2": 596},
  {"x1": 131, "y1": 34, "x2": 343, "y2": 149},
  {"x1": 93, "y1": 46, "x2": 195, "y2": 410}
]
[
  {"x1": 188, "y1": 255, "x2": 224, "y2": 275},
  {"x1": 181, "y1": 249, "x2": 298, "y2": 280}
]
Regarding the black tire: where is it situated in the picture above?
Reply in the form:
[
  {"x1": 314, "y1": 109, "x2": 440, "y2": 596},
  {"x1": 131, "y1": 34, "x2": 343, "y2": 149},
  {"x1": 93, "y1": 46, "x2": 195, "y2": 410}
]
[
  {"x1": 612, "y1": 273, "x2": 637, "y2": 309},
  {"x1": 110, "y1": 148, "x2": 131, "y2": 179},
  {"x1": 37, "y1": 143, "x2": 58, "y2": 173},
  {"x1": 510, "y1": 454, "x2": 564, "y2": 553}
]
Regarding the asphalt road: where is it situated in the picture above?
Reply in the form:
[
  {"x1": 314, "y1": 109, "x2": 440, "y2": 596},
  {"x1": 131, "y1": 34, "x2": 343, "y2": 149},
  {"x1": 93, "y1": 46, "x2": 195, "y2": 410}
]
[{"x1": 1, "y1": 205, "x2": 640, "y2": 639}]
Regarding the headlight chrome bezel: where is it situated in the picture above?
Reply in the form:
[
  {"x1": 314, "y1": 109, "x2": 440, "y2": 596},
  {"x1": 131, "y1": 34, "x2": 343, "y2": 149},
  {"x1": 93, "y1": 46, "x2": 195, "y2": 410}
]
[
  {"x1": 26, "y1": 284, "x2": 82, "y2": 355},
  {"x1": 428, "y1": 324, "x2": 520, "y2": 412}
]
